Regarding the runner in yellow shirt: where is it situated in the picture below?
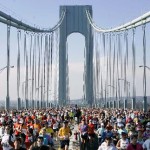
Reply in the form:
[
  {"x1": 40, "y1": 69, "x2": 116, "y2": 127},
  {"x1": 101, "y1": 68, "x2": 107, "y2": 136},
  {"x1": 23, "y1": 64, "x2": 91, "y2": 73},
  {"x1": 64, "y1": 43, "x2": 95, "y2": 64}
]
[{"x1": 58, "y1": 120, "x2": 72, "y2": 150}]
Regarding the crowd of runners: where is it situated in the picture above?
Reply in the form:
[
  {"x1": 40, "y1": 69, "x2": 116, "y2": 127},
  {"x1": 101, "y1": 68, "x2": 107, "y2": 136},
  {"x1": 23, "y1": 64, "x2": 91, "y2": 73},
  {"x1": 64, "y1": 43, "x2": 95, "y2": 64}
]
[{"x1": 0, "y1": 105, "x2": 150, "y2": 150}]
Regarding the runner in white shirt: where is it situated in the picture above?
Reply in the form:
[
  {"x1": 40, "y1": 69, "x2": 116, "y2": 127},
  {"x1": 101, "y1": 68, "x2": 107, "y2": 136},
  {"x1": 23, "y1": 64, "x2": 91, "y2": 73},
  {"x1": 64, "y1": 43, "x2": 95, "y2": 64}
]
[
  {"x1": 1, "y1": 126, "x2": 14, "y2": 150},
  {"x1": 116, "y1": 131, "x2": 129, "y2": 150},
  {"x1": 98, "y1": 133, "x2": 117, "y2": 150}
]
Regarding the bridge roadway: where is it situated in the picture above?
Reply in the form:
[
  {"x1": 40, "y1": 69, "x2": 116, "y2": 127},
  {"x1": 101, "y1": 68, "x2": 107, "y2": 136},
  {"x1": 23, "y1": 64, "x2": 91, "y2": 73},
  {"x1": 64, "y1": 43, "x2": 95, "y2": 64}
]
[{"x1": 54, "y1": 124, "x2": 80, "y2": 150}]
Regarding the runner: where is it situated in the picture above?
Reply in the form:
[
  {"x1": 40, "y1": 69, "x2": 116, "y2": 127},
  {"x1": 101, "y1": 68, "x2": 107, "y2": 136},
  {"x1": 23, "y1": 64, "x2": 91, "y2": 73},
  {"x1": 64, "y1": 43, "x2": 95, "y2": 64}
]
[{"x1": 58, "y1": 120, "x2": 72, "y2": 150}]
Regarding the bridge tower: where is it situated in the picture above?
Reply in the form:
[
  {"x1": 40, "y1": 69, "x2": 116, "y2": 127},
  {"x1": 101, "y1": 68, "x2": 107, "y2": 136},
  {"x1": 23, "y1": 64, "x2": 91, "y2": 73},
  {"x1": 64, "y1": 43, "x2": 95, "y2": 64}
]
[{"x1": 59, "y1": 5, "x2": 93, "y2": 106}]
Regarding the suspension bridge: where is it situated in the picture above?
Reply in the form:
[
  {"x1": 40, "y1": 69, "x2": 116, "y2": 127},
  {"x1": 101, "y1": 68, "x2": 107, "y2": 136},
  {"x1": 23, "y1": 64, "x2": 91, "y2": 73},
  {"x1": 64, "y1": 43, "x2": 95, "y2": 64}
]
[{"x1": 0, "y1": 5, "x2": 150, "y2": 112}]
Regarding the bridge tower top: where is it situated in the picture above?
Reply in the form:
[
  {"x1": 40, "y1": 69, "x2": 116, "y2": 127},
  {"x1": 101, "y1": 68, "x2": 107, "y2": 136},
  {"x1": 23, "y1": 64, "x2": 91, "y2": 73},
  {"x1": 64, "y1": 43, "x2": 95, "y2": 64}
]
[{"x1": 59, "y1": 5, "x2": 92, "y2": 35}]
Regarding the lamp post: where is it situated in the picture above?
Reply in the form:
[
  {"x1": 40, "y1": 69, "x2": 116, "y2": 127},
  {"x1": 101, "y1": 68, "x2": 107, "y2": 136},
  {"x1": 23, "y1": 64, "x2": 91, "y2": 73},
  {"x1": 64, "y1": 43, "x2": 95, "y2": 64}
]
[
  {"x1": 0, "y1": 65, "x2": 14, "y2": 110},
  {"x1": 0, "y1": 66, "x2": 14, "y2": 73},
  {"x1": 139, "y1": 65, "x2": 149, "y2": 112},
  {"x1": 139, "y1": 65, "x2": 150, "y2": 70}
]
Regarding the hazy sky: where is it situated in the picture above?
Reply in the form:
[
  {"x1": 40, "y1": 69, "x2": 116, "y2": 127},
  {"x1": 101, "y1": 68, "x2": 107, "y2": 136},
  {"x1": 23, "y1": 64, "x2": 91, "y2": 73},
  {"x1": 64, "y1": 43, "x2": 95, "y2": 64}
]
[{"x1": 0, "y1": 0, "x2": 150, "y2": 101}]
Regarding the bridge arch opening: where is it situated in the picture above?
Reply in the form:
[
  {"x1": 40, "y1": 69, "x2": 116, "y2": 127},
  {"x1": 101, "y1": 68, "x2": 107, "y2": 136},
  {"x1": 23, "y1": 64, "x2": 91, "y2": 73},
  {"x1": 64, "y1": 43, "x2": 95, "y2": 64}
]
[{"x1": 67, "y1": 33, "x2": 85, "y2": 102}]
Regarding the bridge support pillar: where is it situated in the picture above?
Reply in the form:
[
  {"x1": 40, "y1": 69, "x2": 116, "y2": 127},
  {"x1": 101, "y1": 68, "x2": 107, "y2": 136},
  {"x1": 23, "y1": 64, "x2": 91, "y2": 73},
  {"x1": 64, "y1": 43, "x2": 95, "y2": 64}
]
[
  {"x1": 109, "y1": 101, "x2": 111, "y2": 108},
  {"x1": 113, "y1": 101, "x2": 116, "y2": 109},
  {"x1": 5, "y1": 96, "x2": 10, "y2": 110},
  {"x1": 25, "y1": 99, "x2": 28, "y2": 109},
  {"x1": 106, "y1": 101, "x2": 109, "y2": 108},
  {"x1": 21, "y1": 99, "x2": 23, "y2": 109},
  {"x1": 41, "y1": 102, "x2": 43, "y2": 108},
  {"x1": 118, "y1": 100, "x2": 121, "y2": 109},
  {"x1": 17, "y1": 97, "x2": 21, "y2": 110},
  {"x1": 143, "y1": 96, "x2": 147, "y2": 112},
  {"x1": 124, "y1": 99, "x2": 127, "y2": 110},
  {"x1": 131, "y1": 97, "x2": 136, "y2": 110},
  {"x1": 37, "y1": 100, "x2": 39, "y2": 109},
  {"x1": 32, "y1": 100, "x2": 34, "y2": 109},
  {"x1": 40, "y1": 99, "x2": 42, "y2": 109}
]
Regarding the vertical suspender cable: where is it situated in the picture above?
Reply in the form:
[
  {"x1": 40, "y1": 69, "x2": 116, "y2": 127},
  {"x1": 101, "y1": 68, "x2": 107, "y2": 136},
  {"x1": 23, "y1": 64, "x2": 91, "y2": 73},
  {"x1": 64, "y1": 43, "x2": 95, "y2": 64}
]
[
  {"x1": 143, "y1": 24, "x2": 146, "y2": 97},
  {"x1": 100, "y1": 73, "x2": 104, "y2": 107},
  {"x1": 94, "y1": 31, "x2": 98, "y2": 106},
  {"x1": 24, "y1": 32, "x2": 27, "y2": 107},
  {"x1": 102, "y1": 33, "x2": 107, "y2": 106},
  {"x1": 112, "y1": 34, "x2": 116, "y2": 99},
  {"x1": 118, "y1": 34, "x2": 122, "y2": 100},
  {"x1": 93, "y1": 32, "x2": 97, "y2": 106},
  {"x1": 123, "y1": 31, "x2": 127, "y2": 96},
  {"x1": 26, "y1": 32, "x2": 29, "y2": 108},
  {"x1": 125, "y1": 31, "x2": 128, "y2": 67},
  {"x1": 102, "y1": 33, "x2": 105, "y2": 66},
  {"x1": 23, "y1": 32, "x2": 26, "y2": 108},
  {"x1": 29, "y1": 34, "x2": 33, "y2": 106},
  {"x1": 97, "y1": 33, "x2": 101, "y2": 105},
  {"x1": 6, "y1": 25, "x2": 10, "y2": 110},
  {"x1": 106, "y1": 34, "x2": 109, "y2": 105},
  {"x1": 26, "y1": 33, "x2": 29, "y2": 107},
  {"x1": 54, "y1": 32, "x2": 57, "y2": 105},
  {"x1": 44, "y1": 35, "x2": 48, "y2": 106},
  {"x1": 125, "y1": 31, "x2": 128, "y2": 94},
  {"x1": 40, "y1": 35, "x2": 43, "y2": 108},
  {"x1": 17, "y1": 30, "x2": 21, "y2": 100},
  {"x1": 37, "y1": 34, "x2": 40, "y2": 107},
  {"x1": 96, "y1": 32, "x2": 100, "y2": 106},
  {"x1": 30, "y1": 35, "x2": 33, "y2": 78},
  {"x1": 34, "y1": 34, "x2": 37, "y2": 108},
  {"x1": 132, "y1": 28, "x2": 136, "y2": 98},
  {"x1": 51, "y1": 33, "x2": 54, "y2": 104},
  {"x1": 142, "y1": 24, "x2": 146, "y2": 98},
  {"x1": 142, "y1": 23, "x2": 147, "y2": 112},
  {"x1": 109, "y1": 33, "x2": 112, "y2": 100},
  {"x1": 46, "y1": 34, "x2": 50, "y2": 107},
  {"x1": 31, "y1": 34, "x2": 35, "y2": 108},
  {"x1": 117, "y1": 35, "x2": 120, "y2": 100}
]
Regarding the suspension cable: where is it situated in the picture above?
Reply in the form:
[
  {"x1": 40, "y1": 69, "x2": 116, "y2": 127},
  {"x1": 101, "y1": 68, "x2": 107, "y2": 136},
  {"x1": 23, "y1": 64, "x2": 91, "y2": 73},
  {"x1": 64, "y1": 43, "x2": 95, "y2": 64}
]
[
  {"x1": 0, "y1": 9, "x2": 66, "y2": 33},
  {"x1": 86, "y1": 9, "x2": 150, "y2": 32}
]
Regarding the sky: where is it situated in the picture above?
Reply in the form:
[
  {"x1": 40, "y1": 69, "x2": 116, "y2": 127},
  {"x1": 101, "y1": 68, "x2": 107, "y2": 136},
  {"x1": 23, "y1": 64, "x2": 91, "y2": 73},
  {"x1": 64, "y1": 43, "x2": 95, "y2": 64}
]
[{"x1": 0, "y1": 0, "x2": 150, "y2": 101}]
